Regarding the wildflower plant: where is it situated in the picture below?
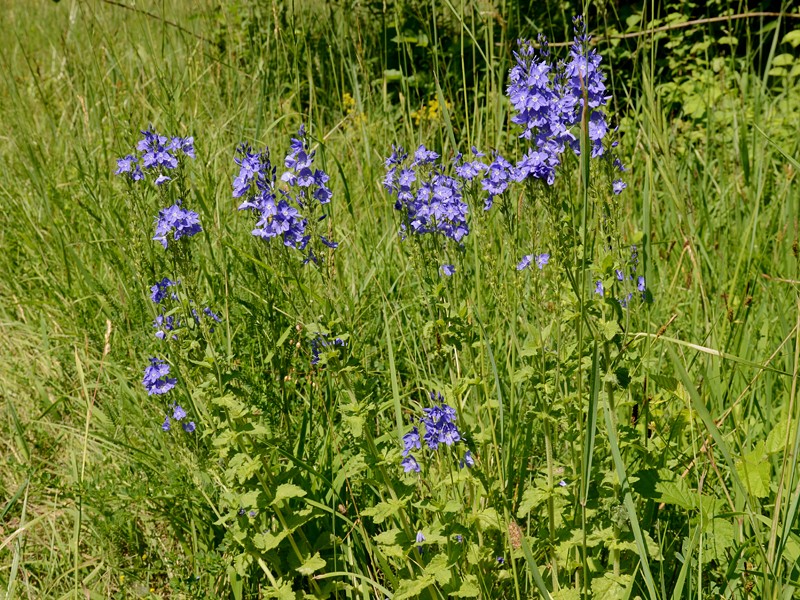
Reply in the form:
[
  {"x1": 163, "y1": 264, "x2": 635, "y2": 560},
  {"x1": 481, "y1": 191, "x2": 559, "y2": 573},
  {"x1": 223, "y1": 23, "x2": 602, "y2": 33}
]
[{"x1": 374, "y1": 16, "x2": 662, "y2": 600}]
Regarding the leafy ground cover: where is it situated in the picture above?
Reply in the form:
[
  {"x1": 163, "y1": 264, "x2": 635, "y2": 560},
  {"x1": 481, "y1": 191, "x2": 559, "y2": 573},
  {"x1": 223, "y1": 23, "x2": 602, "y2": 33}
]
[{"x1": 1, "y1": 1, "x2": 799, "y2": 598}]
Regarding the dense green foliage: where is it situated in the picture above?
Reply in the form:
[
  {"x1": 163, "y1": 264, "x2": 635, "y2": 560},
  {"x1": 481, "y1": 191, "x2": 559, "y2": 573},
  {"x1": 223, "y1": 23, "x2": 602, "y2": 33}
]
[{"x1": 1, "y1": 1, "x2": 799, "y2": 599}]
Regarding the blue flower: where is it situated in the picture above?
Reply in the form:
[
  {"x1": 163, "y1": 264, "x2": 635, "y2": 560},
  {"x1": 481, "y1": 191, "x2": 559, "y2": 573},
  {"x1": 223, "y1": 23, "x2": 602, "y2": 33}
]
[
  {"x1": 440, "y1": 264, "x2": 455, "y2": 276},
  {"x1": 481, "y1": 153, "x2": 517, "y2": 197},
  {"x1": 637, "y1": 276, "x2": 646, "y2": 292},
  {"x1": 115, "y1": 155, "x2": 137, "y2": 176},
  {"x1": 172, "y1": 404, "x2": 187, "y2": 421},
  {"x1": 153, "y1": 202, "x2": 202, "y2": 249},
  {"x1": 595, "y1": 281, "x2": 604, "y2": 296},
  {"x1": 150, "y1": 278, "x2": 178, "y2": 303},
  {"x1": 385, "y1": 150, "x2": 469, "y2": 243},
  {"x1": 142, "y1": 357, "x2": 176, "y2": 395},
  {"x1": 320, "y1": 236, "x2": 339, "y2": 249},
  {"x1": 413, "y1": 144, "x2": 439, "y2": 165},
  {"x1": 460, "y1": 450, "x2": 475, "y2": 469},
  {"x1": 203, "y1": 307, "x2": 221, "y2": 322},
  {"x1": 281, "y1": 125, "x2": 333, "y2": 207},
  {"x1": 421, "y1": 398, "x2": 462, "y2": 451},
  {"x1": 161, "y1": 416, "x2": 171, "y2": 431},
  {"x1": 416, "y1": 531, "x2": 426, "y2": 544},
  {"x1": 182, "y1": 421, "x2": 196, "y2": 433},
  {"x1": 402, "y1": 427, "x2": 421, "y2": 456},
  {"x1": 536, "y1": 253, "x2": 550, "y2": 269},
  {"x1": 613, "y1": 179, "x2": 626, "y2": 195},
  {"x1": 310, "y1": 334, "x2": 346, "y2": 366},
  {"x1": 116, "y1": 129, "x2": 194, "y2": 183},
  {"x1": 385, "y1": 144, "x2": 407, "y2": 168},
  {"x1": 153, "y1": 313, "x2": 178, "y2": 340},
  {"x1": 517, "y1": 255, "x2": 533, "y2": 271},
  {"x1": 401, "y1": 455, "x2": 421, "y2": 473},
  {"x1": 615, "y1": 269, "x2": 624, "y2": 281}
]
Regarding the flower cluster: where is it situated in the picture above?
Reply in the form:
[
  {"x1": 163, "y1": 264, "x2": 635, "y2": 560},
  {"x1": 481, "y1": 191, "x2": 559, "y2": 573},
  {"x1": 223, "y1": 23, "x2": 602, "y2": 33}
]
[
  {"x1": 516, "y1": 252, "x2": 550, "y2": 271},
  {"x1": 115, "y1": 127, "x2": 194, "y2": 183},
  {"x1": 162, "y1": 403, "x2": 195, "y2": 433},
  {"x1": 153, "y1": 202, "x2": 203, "y2": 249},
  {"x1": 506, "y1": 17, "x2": 617, "y2": 185},
  {"x1": 281, "y1": 124, "x2": 333, "y2": 205},
  {"x1": 122, "y1": 129, "x2": 208, "y2": 435},
  {"x1": 400, "y1": 393, "x2": 472, "y2": 473},
  {"x1": 150, "y1": 277, "x2": 179, "y2": 303},
  {"x1": 310, "y1": 334, "x2": 346, "y2": 366},
  {"x1": 153, "y1": 313, "x2": 178, "y2": 340},
  {"x1": 235, "y1": 126, "x2": 338, "y2": 261},
  {"x1": 142, "y1": 357, "x2": 176, "y2": 395},
  {"x1": 384, "y1": 145, "x2": 469, "y2": 242},
  {"x1": 595, "y1": 245, "x2": 649, "y2": 306}
]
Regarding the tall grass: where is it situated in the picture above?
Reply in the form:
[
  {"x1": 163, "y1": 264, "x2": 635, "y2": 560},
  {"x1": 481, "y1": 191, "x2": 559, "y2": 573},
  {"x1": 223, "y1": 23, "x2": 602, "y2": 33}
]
[{"x1": 0, "y1": 1, "x2": 798, "y2": 598}]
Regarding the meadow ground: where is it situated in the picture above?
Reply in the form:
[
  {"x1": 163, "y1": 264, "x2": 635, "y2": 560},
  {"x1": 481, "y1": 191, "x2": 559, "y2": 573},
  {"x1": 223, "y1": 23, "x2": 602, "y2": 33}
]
[{"x1": 0, "y1": 1, "x2": 799, "y2": 598}]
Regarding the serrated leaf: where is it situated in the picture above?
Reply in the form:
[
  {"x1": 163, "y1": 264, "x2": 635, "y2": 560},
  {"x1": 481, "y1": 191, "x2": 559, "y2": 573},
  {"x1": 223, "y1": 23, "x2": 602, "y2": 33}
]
[
  {"x1": 374, "y1": 528, "x2": 404, "y2": 545},
  {"x1": 265, "y1": 578, "x2": 295, "y2": 600},
  {"x1": 228, "y1": 453, "x2": 261, "y2": 484},
  {"x1": 272, "y1": 483, "x2": 307, "y2": 505},
  {"x1": 212, "y1": 394, "x2": 249, "y2": 418},
  {"x1": 766, "y1": 419, "x2": 789, "y2": 454},
  {"x1": 424, "y1": 553, "x2": 452, "y2": 586},
  {"x1": 253, "y1": 530, "x2": 288, "y2": 551},
  {"x1": 469, "y1": 507, "x2": 501, "y2": 531},
  {"x1": 702, "y1": 518, "x2": 735, "y2": 564},
  {"x1": 517, "y1": 485, "x2": 549, "y2": 518},
  {"x1": 394, "y1": 575, "x2": 434, "y2": 599},
  {"x1": 591, "y1": 573, "x2": 632, "y2": 599},
  {"x1": 362, "y1": 498, "x2": 407, "y2": 523},
  {"x1": 783, "y1": 30, "x2": 800, "y2": 47},
  {"x1": 296, "y1": 552, "x2": 326, "y2": 576},
  {"x1": 552, "y1": 588, "x2": 581, "y2": 600},
  {"x1": 655, "y1": 479, "x2": 696, "y2": 510},
  {"x1": 599, "y1": 319, "x2": 620, "y2": 341},
  {"x1": 735, "y1": 441, "x2": 770, "y2": 498},
  {"x1": 451, "y1": 574, "x2": 481, "y2": 597}
]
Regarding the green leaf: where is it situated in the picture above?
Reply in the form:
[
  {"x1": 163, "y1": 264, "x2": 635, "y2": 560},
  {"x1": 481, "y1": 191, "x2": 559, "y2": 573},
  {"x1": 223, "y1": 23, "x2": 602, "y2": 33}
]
[
  {"x1": 296, "y1": 552, "x2": 326, "y2": 576},
  {"x1": 393, "y1": 574, "x2": 434, "y2": 599},
  {"x1": 361, "y1": 498, "x2": 407, "y2": 524},
  {"x1": 591, "y1": 573, "x2": 633, "y2": 600},
  {"x1": 783, "y1": 30, "x2": 800, "y2": 47},
  {"x1": 272, "y1": 483, "x2": 307, "y2": 505},
  {"x1": 766, "y1": 419, "x2": 789, "y2": 454},
  {"x1": 374, "y1": 528, "x2": 404, "y2": 546},
  {"x1": 702, "y1": 518, "x2": 735, "y2": 564},
  {"x1": 253, "y1": 530, "x2": 288, "y2": 551},
  {"x1": 212, "y1": 394, "x2": 249, "y2": 418},
  {"x1": 518, "y1": 484, "x2": 549, "y2": 518},
  {"x1": 735, "y1": 441, "x2": 770, "y2": 498},
  {"x1": 451, "y1": 575, "x2": 481, "y2": 597},
  {"x1": 599, "y1": 319, "x2": 620, "y2": 341},
  {"x1": 424, "y1": 553, "x2": 452, "y2": 586},
  {"x1": 468, "y1": 507, "x2": 501, "y2": 531},
  {"x1": 655, "y1": 479, "x2": 696, "y2": 510}
]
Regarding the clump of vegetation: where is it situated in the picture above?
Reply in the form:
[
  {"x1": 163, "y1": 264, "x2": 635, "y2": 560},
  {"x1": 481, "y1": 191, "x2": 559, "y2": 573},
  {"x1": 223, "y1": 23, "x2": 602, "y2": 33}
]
[{"x1": 1, "y1": 1, "x2": 798, "y2": 599}]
